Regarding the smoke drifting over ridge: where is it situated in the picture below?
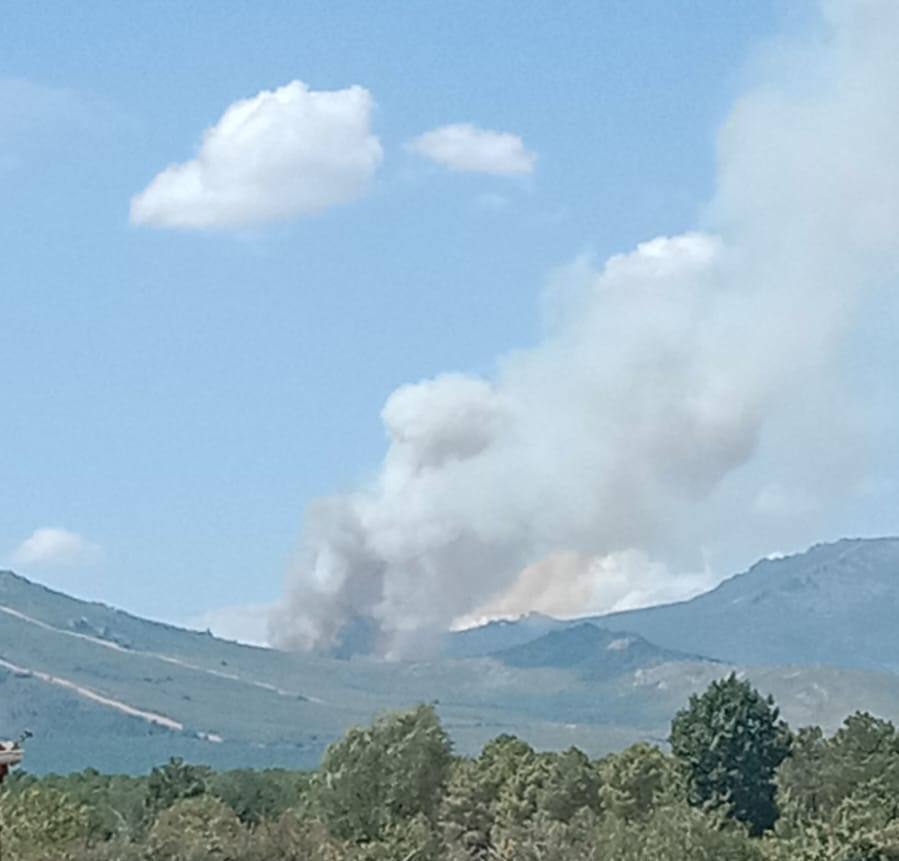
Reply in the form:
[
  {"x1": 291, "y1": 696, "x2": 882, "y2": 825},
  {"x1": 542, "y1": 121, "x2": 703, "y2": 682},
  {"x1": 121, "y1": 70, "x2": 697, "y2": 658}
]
[{"x1": 270, "y1": 1, "x2": 899, "y2": 654}]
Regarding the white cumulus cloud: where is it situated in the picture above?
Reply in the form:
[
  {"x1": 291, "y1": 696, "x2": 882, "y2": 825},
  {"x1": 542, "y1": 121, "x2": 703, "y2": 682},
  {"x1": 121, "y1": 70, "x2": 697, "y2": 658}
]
[
  {"x1": 407, "y1": 123, "x2": 536, "y2": 175},
  {"x1": 11, "y1": 528, "x2": 102, "y2": 567},
  {"x1": 130, "y1": 81, "x2": 383, "y2": 229}
]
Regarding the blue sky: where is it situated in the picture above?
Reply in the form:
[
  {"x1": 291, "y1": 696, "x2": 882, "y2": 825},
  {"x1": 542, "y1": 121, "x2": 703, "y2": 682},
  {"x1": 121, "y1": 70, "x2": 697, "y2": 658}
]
[{"x1": 10, "y1": 1, "x2": 896, "y2": 641}]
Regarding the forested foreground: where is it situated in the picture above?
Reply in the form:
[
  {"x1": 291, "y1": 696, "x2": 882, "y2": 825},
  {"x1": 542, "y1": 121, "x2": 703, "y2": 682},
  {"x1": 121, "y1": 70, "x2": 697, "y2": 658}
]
[{"x1": 3, "y1": 675, "x2": 899, "y2": 860}]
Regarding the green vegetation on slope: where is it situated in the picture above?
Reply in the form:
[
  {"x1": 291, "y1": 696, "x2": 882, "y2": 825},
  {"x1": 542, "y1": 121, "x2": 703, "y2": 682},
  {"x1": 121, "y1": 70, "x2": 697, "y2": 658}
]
[{"x1": 5, "y1": 678, "x2": 899, "y2": 860}]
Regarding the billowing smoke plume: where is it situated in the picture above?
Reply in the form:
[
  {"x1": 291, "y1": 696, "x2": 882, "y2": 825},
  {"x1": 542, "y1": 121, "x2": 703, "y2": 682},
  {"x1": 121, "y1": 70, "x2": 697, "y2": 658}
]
[{"x1": 270, "y1": 0, "x2": 899, "y2": 653}]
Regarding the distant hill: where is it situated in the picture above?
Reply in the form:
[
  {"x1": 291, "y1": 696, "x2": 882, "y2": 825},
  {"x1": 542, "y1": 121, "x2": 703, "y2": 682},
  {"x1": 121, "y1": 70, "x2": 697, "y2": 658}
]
[
  {"x1": 491, "y1": 622, "x2": 715, "y2": 680},
  {"x1": 5, "y1": 537, "x2": 899, "y2": 775}
]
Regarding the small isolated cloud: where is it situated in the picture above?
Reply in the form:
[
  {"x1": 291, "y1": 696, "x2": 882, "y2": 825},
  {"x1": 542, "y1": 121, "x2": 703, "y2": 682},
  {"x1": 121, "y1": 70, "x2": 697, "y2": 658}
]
[
  {"x1": 11, "y1": 527, "x2": 102, "y2": 567},
  {"x1": 407, "y1": 123, "x2": 535, "y2": 175},
  {"x1": 130, "y1": 81, "x2": 383, "y2": 230},
  {"x1": 188, "y1": 603, "x2": 273, "y2": 647}
]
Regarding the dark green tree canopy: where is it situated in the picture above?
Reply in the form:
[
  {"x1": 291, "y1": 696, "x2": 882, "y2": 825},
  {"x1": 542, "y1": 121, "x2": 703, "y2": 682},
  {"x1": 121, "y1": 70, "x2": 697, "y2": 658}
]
[
  {"x1": 670, "y1": 672, "x2": 792, "y2": 835},
  {"x1": 145, "y1": 757, "x2": 211, "y2": 819},
  {"x1": 8, "y1": 684, "x2": 899, "y2": 861}
]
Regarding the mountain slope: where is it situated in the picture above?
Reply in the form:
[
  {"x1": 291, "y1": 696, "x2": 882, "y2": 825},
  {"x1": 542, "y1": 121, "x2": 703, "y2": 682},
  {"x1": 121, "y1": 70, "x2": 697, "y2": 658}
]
[
  {"x1": 0, "y1": 570, "x2": 696, "y2": 772},
  {"x1": 5, "y1": 540, "x2": 899, "y2": 776},
  {"x1": 588, "y1": 538, "x2": 899, "y2": 671},
  {"x1": 446, "y1": 538, "x2": 899, "y2": 672}
]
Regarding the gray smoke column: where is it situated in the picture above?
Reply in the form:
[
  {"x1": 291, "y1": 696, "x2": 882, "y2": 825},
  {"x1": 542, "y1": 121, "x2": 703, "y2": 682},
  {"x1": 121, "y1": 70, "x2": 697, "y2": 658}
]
[{"x1": 270, "y1": 0, "x2": 899, "y2": 654}]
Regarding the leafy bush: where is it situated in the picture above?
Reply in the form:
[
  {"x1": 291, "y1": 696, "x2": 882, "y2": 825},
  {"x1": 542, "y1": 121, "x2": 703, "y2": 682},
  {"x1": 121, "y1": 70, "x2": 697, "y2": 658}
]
[
  {"x1": 147, "y1": 795, "x2": 245, "y2": 861},
  {"x1": 0, "y1": 784, "x2": 90, "y2": 859},
  {"x1": 313, "y1": 703, "x2": 452, "y2": 843}
]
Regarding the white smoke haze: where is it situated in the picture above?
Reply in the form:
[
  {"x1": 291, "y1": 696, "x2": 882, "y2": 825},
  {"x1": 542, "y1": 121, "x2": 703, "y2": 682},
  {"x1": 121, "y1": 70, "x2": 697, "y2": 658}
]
[
  {"x1": 270, "y1": 0, "x2": 899, "y2": 654},
  {"x1": 452, "y1": 550, "x2": 718, "y2": 631}
]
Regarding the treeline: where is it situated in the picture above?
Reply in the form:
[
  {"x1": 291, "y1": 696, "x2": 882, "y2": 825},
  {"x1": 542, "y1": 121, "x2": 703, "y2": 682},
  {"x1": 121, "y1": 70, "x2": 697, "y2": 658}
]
[{"x1": 2, "y1": 674, "x2": 899, "y2": 860}]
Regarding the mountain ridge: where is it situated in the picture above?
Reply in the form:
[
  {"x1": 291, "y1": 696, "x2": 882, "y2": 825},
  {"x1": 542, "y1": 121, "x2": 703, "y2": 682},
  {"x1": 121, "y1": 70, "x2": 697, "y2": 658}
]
[
  {"x1": 446, "y1": 537, "x2": 899, "y2": 672},
  {"x1": 586, "y1": 536, "x2": 899, "y2": 670},
  {"x1": 5, "y1": 536, "x2": 899, "y2": 774}
]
